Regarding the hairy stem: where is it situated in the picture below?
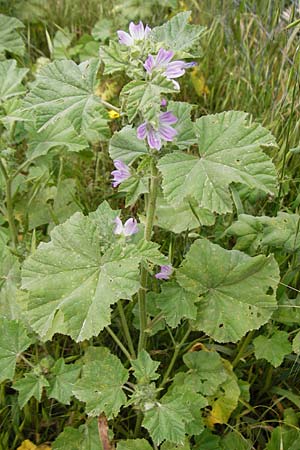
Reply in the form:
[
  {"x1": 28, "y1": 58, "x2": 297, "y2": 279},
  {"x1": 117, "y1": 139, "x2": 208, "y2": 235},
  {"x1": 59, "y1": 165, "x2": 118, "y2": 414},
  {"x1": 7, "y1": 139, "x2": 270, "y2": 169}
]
[
  {"x1": 0, "y1": 159, "x2": 18, "y2": 250},
  {"x1": 138, "y1": 159, "x2": 160, "y2": 354},
  {"x1": 105, "y1": 326, "x2": 132, "y2": 361},
  {"x1": 99, "y1": 98, "x2": 120, "y2": 113},
  {"x1": 117, "y1": 301, "x2": 136, "y2": 359}
]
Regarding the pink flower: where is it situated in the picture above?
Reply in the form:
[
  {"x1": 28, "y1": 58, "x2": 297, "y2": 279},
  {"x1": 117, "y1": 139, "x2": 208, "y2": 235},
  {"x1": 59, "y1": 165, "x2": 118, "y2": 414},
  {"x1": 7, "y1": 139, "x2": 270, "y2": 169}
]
[
  {"x1": 114, "y1": 217, "x2": 138, "y2": 236},
  {"x1": 137, "y1": 111, "x2": 177, "y2": 150},
  {"x1": 111, "y1": 160, "x2": 131, "y2": 187},
  {"x1": 155, "y1": 264, "x2": 173, "y2": 280},
  {"x1": 117, "y1": 21, "x2": 151, "y2": 46}
]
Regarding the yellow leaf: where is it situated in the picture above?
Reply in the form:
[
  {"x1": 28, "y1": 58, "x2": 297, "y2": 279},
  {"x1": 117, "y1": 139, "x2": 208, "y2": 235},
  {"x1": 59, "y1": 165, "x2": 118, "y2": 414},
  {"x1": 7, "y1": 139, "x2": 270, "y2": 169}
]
[
  {"x1": 191, "y1": 68, "x2": 210, "y2": 96},
  {"x1": 206, "y1": 360, "x2": 240, "y2": 428},
  {"x1": 17, "y1": 440, "x2": 37, "y2": 450}
]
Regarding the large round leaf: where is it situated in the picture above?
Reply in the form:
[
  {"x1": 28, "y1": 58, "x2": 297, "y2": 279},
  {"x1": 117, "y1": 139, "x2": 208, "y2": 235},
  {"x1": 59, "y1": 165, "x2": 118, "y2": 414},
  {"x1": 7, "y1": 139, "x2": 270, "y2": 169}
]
[
  {"x1": 158, "y1": 111, "x2": 277, "y2": 214},
  {"x1": 21, "y1": 202, "x2": 164, "y2": 342},
  {"x1": 176, "y1": 239, "x2": 279, "y2": 342}
]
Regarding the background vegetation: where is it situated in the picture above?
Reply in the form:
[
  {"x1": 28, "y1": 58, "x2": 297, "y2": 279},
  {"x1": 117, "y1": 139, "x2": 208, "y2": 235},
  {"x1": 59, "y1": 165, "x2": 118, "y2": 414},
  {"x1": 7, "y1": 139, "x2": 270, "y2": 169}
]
[{"x1": 0, "y1": 0, "x2": 299, "y2": 449}]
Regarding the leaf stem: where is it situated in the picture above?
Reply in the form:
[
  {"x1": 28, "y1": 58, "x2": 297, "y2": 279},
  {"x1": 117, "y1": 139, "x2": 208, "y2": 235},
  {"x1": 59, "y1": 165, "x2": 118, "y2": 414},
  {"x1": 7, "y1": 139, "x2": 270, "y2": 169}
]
[
  {"x1": 0, "y1": 158, "x2": 18, "y2": 250},
  {"x1": 117, "y1": 301, "x2": 136, "y2": 359},
  {"x1": 232, "y1": 330, "x2": 255, "y2": 368},
  {"x1": 138, "y1": 159, "x2": 160, "y2": 354},
  {"x1": 160, "y1": 325, "x2": 191, "y2": 389},
  {"x1": 105, "y1": 326, "x2": 132, "y2": 361},
  {"x1": 99, "y1": 98, "x2": 120, "y2": 113}
]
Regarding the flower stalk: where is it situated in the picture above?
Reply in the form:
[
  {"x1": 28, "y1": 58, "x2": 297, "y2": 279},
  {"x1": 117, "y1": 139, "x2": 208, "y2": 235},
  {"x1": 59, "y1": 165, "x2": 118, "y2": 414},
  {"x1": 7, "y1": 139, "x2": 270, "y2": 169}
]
[{"x1": 138, "y1": 158, "x2": 160, "y2": 354}]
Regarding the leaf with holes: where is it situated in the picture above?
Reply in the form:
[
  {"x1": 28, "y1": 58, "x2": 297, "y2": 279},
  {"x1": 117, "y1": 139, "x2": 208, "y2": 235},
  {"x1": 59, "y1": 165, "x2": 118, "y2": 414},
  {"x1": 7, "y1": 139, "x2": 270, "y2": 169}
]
[
  {"x1": 176, "y1": 239, "x2": 279, "y2": 343},
  {"x1": 158, "y1": 111, "x2": 277, "y2": 214}
]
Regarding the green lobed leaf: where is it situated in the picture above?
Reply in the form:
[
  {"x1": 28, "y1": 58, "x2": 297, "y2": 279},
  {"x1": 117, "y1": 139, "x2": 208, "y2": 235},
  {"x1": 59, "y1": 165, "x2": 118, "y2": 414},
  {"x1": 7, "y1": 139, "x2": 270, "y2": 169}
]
[
  {"x1": 253, "y1": 330, "x2": 292, "y2": 367},
  {"x1": 168, "y1": 101, "x2": 197, "y2": 149},
  {"x1": 0, "y1": 14, "x2": 25, "y2": 56},
  {"x1": 14, "y1": 372, "x2": 49, "y2": 408},
  {"x1": 0, "y1": 60, "x2": 28, "y2": 102},
  {"x1": 53, "y1": 419, "x2": 101, "y2": 450},
  {"x1": 158, "y1": 111, "x2": 278, "y2": 215},
  {"x1": 22, "y1": 59, "x2": 102, "y2": 135},
  {"x1": 73, "y1": 347, "x2": 128, "y2": 418},
  {"x1": 119, "y1": 176, "x2": 149, "y2": 208},
  {"x1": 26, "y1": 118, "x2": 89, "y2": 160},
  {"x1": 161, "y1": 439, "x2": 191, "y2": 450},
  {"x1": 109, "y1": 126, "x2": 148, "y2": 164},
  {"x1": 0, "y1": 246, "x2": 21, "y2": 320},
  {"x1": 121, "y1": 76, "x2": 176, "y2": 122},
  {"x1": 182, "y1": 350, "x2": 228, "y2": 396},
  {"x1": 154, "y1": 281, "x2": 198, "y2": 328},
  {"x1": 177, "y1": 239, "x2": 279, "y2": 343},
  {"x1": 266, "y1": 427, "x2": 300, "y2": 450},
  {"x1": 52, "y1": 29, "x2": 74, "y2": 60},
  {"x1": 47, "y1": 358, "x2": 81, "y2": 404},
  {"x1": 117, "y1": 439, "x2": 153, "y2": 450},
  {"x1": 221, "y1": 433, "x2": 253, "y2": 450},
  {"x1": 99, "y1": 40, "x2": 129, "y2": 74},
  {"x1": 21, "y1": 202, "x2": 164, "y2": 342},
  {"x1": 260, "y1": 212, "x2": 300, "y2": 252},
  {"x1": 150, "y1": 11, "x2": 206, "y2": 53},
  {"x1": 194, "y1": 429, "x2": 221, "y2": 450},
  {"x1": 226, "y1": 214, "x2": 264, "y2": 253},
  {"x1": 0, "y1": 318, "x2": 33, "y2": 383},
  {"x1": 142, "y1": 395, "x2": 189, "y2": 445},
  {"x1": 292, "y1": 331, "x2": 300, "y2": 354},
  {"x1": 155, "y1": 192, "x2": 215, "y2": 233},
  {"x1": 131, "y1": 350, "x2": 160, "y2": 383}
]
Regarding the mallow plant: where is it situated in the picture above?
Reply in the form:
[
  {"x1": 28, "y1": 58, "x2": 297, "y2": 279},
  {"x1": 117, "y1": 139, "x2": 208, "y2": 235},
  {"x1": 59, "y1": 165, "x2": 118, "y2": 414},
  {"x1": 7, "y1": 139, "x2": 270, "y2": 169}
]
[{"x1": 1, "y1": 10, "x2": 298, "y2": 449}]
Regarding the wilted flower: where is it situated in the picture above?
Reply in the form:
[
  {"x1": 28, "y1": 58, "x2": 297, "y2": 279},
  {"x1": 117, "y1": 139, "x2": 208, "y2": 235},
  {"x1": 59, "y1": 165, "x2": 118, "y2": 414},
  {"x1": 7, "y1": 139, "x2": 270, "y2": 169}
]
[
  {"x1": 137, "y1": 111, "x2": 177, "y2": 150},
  {"x1": 155, "y1": 264, "x2": 173, "y2": 280},
  {"x1": 117, "y1": 21, "x2": 151, "y2": 46},
  {"x1": 111, "y1": 160, "x2": 131, "y2": 187},
  {"x1": 144, "y1": 48, "x2": 196, "y2": 89},
  {"x1": 114, "y1": 217, "x2": 139, "y2": 236}
]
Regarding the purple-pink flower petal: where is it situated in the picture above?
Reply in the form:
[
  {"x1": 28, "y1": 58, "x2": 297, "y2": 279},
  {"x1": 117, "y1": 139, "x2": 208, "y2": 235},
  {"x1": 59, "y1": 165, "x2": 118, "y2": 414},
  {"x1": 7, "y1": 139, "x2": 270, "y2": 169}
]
[
  {"x1": 158, "y1": 125, "x2": 177, "y2": 141},
  {"x1": 144, "y1": 54, "x2": 155, "y2": 73},
  {"x1": 117, "y1": 30, "x2": 134, "y2": 46},
  {"x1": 155, "y1": 264, "x2": 173, "y2": 280},
  {"x1": 114, "y1": 217, "x2": 124, "y2": 235},
  {"x1": 161, "y1": 98, "x2": 167, "y2": 107},
  {"x1": 111, "y1": 159, "x2": 131, "y2": 187},
  {"x1": 159, "y1": 111, "x2": 178, "y2": 125},
  {"x1": 129, "y1": 21, "x2": 144, "y2": 40},
  {"x1": 147, "y1": 128, "x2": 162, "y2": 150},
  {"x1": 123, "y1": 218, "x2": 139, "y2": 236},
  {"x1": 164, "y1": 60, "x2": 186, "y2": 78},
  {"x1": 156, "y1": 48, "x2": 174, "y2": 66},
  {"x1": 137, "y1": 122, "x2": 148, "y2": 140}
]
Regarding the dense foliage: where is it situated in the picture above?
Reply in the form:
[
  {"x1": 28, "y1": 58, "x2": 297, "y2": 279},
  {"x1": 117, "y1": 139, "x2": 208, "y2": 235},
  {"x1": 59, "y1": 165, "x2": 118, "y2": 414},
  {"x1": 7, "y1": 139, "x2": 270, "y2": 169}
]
[{"x1": 0, "y1": 1, "x2": 300, "y2": 449}]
